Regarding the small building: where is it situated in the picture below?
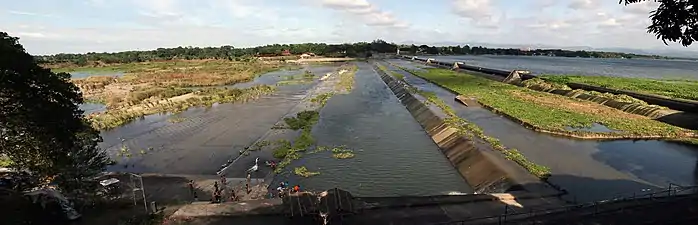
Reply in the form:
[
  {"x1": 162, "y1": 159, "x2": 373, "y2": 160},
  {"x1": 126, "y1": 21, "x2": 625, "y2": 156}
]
[
  {"x1": 282, "y1": 50, "x2": 291, "y2": 56},
  {"x1": 300, "y1": 53, "x2": 315, "y2": 59}
]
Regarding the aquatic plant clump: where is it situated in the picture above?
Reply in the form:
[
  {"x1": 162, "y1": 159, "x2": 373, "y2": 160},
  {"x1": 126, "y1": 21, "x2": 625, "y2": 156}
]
[
  {"x1": 310, "y1": 93, "x2": 335, "y2": 107},
  {"x1": 283, "y1": 110, "x2": 320, "y2": 130},
  {"x1": 294, "y1": 166, "x2": 320, "y2": 177},
  {"x1": 540, "y1": 75, "x2": 698, "y2": 101},
  {"x1": 337, "y1": 65, "x2": 357, "y2": 91},
  {"x1": 331, "y1": 146, "x2": 355, "y2": 159}
]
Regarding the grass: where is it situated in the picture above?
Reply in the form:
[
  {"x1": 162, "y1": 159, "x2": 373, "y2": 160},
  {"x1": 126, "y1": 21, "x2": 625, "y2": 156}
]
[
  {"x1": 0, "y1": 155, "x2": 11, "y2": 167},
  {"x1": 88, "y1": 85, "x2": 275, "y2": 130},
  {"x1": 283, "y1": 110, "x2": 320, "y2": 130},
  {"x1": 126, "y1": 87, "x2": 193, "y2": 106},
  {"x1": 540, "y1": 75, "x2": 698, "y2": 101},
  {"x1": 419, "y1": 89, "x2": 550, "y2": 178},
  {"x1": 294, "y1": 166, "x2": 320, "y2": 177},
  {"x1": 167, "y1": 116, "x2": 187, "y2": 123},
  {"x1": 522, "y1": 78, "x2": 657, "y2": 106},
  {"x1": 408, "y1": 68, "x2": 691, "y2": 138},
  {"x1": 310, "y1": 92, "x2": 335, "y2": 107},
  {"x1": 337, "y1": 65, "x2": 357, "y2": 91},
  {"x1": 276, "y1": 70, "x2": 316, "y2": 86},
  {"x1": 377, "y1": 64, "x2": 404, "y2": 80},
  {"x1": 66, "y1": 60, "x2": 287, "y2": 120}
]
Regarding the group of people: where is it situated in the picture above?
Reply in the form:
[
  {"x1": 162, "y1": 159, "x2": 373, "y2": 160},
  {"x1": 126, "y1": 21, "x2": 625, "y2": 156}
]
[
  {"x1": 186, "y1": 176, "x2": 243, "y2": 204},
  {"x1": 273, "y1": 181, "x2": 301, "y2": 198}
]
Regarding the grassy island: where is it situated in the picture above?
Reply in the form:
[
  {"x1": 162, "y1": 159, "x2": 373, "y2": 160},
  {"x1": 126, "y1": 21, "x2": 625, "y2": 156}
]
[
  {"x1": 540, "y1": 75, "x2": 698, "y2": 101},
  {"x1": 403, "y1": 68, "x2": 694, "y2": 138}
]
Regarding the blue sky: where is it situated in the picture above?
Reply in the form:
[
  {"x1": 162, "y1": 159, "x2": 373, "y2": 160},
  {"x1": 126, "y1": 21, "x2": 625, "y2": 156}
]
[{"x1": 2, "y1": 0, "x2": 695, "y2": 55}]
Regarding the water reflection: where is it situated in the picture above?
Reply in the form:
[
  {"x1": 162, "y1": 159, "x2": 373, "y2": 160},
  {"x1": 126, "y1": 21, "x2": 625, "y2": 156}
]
[
  {"x1": 79, "y1": 102, "x2": 107, "y2": 114},
  {"x1": 70, "y1": 71, "x2": 124, "y2": 79},
  {"x1": 594, "y1": 140, "x2": 698, "y2": 187}
]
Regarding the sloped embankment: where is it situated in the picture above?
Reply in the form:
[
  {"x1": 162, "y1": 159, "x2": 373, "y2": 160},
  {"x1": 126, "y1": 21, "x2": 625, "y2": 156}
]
[{"x1": 372, "y1": 63, "x2": 559, "y2": 195}]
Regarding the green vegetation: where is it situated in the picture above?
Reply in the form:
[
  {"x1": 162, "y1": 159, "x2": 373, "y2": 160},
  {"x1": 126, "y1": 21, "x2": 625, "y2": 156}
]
[
  {"x1": 377, "y1": 64, "x2": 404, "y2": 80},
  {"x1": 0, "y1": 155, "x2": 11, "y2": 167},
  {"x1": 273, "y1": 110, "x2": 321, "y2": 172},
  {"x1": 375, "y1": 63, "x2": 550, "y2": 178},
  {"x1": 337, "y1": 65, "x2": 357, "y2": 91},
  {"x1": 88, "y1": 85, "x2": 275, "y2": 130},
  {"x1": 407, "y1": 68, "x2": 692, "y2": 138},
  {"x1": 294, "y1": 166, "x2": 320, "y2": 177},
  {"x1": 331, "y1": 146, "x2": 355, "y2": 159},
  {"x1": 272, "y1": 140, "x2": 292, "y2": 159},
  {"x1": 419, "y1": 89, "x2": 550, "y2": 178},
  {"x1": 38, "y1": 40, "x2": 399, "y2": 66},
  {"x1": 167, "y1": 116, "x2": 187, "y2": 123},
  {"x1": 522, "y1": 78, "x2": 659, "y2": 106},
  {"x1": 277, "y1": 70, "x2": 316, "y2": 86},
  {"x1": 1, "y1": 32, "x2": 111, "y2": 198},
  {"x1": 310, "y1": 93, "x2": 335, "y2": 107},
  {"x1": 540, "y1": 75, "x2": 698, "y2": 101},
  {"x1": 283, "y1": 110, "x2": 320, "y2": 130}
]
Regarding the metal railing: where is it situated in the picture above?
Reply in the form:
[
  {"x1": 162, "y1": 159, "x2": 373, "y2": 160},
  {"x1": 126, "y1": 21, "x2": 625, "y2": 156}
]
[{"x1": 435, "y1": 183, "x2": 698, "y2": 225}]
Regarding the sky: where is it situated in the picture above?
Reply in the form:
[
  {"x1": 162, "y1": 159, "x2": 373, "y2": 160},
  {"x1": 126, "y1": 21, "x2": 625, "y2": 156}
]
[{"x1": 2, "y1": 0, "x2": 696, "y2": 55}]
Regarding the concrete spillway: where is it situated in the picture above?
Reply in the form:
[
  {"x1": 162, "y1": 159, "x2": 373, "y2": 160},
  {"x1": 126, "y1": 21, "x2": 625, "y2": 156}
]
[{"x1": 372, "y1": 61, "x2": 560, "y2": 196}]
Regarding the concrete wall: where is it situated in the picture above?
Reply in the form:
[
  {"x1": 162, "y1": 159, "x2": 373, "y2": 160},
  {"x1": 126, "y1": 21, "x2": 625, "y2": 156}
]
[{"x1": 373, "y1": 63, "x2": 557, "y2": 195}]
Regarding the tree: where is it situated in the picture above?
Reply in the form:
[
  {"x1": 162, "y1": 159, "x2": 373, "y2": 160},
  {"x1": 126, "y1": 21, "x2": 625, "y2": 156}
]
[
  {"x1": 622, "y1": 0, "x2": 698, "y2": 46},
  {"x1": 0, "y1": 32, "x2": 111, "y2": 194}
]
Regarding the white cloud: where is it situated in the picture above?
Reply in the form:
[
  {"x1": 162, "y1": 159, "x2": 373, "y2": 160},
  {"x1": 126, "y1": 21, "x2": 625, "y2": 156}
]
[
  {"x1": 451, "y1": 0, "x2": 502, "y2": 28},
  {"x1": 568, "y1": 0, "x2": 600, "y2": 10},
  {"x1": 8, "y1": 10, "x2": 57, "y2": 18},
  {"x1": 623, "y1": 0, "x2": 659, "y2": 15},
  {"x1": 319, "y1": 0, "x2": 408, "y2": 28},
  {"x1": 17, "y1": 32, "x2": 46, "y2": 38}
]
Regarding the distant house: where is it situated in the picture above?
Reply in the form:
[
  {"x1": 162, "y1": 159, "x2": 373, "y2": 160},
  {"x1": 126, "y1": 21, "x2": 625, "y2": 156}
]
[
  {"x1": 300, "y1": 53, "x2": 315, "y2": 59},
  {"x1": 281, "y1": 50, "x2": 291, "y2": 56}
]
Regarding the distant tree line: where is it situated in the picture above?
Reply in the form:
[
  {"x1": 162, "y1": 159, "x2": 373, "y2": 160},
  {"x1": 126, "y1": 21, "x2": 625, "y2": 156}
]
[
  {"x1": 36, "y1": 39, "x2": 398, "y2": 65},
  {"x1": 36, "y1": 39, "x2": 667, "y2": 65},
  {"x1": 398, "y1": 45, "x2": 668, "y2": 59}
]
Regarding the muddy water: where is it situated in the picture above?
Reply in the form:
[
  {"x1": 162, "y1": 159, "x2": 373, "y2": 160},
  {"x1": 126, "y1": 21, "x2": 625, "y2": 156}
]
[
  {"x1": 102, "y1": 67, "x2": 333, "y2": 175},
  {"x1": 280, "y1": 62, "x2": 472, "y2": 197},
  {"x1": 79, "y1": 102, "x2": 107, "y2": 114},
  {"x1": 384, "y1": 59, "x2": 698, "y2": 202}
]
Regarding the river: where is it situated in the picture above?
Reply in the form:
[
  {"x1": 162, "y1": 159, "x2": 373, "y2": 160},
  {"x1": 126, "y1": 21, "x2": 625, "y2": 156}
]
[
  {"x1": 419, "y1": 55, "x2": 698, "y2": 80},
  {"x1": 101, "y1": 68, "x2": 320, "y2": 174},
  {"x1": 385, "y1": 59, "x2": 698, "y2": 202},
  {"x1": 276, "y1": 62, "x2": 472, "y2": 196},
  {"x1": 101, "y1": 63, "x2": 470, "y2": 198}
]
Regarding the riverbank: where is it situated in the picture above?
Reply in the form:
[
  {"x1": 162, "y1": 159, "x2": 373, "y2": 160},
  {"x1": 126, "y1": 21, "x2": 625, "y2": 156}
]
[
  {"x1": 540, "y1": 75, "x2": 698, "y2": 101},
  {"x1": 392, "y1": 66, "x2": 695, "y2": 139},
  {"x1": 55, "y1": 60, "x2": 302, "y2": 130}
]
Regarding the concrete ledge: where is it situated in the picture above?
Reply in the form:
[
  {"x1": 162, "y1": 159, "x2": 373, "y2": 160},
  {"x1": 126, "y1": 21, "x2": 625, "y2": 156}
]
[{"x1": 372, "y1": 63, "x2": 559, "y2": 195}]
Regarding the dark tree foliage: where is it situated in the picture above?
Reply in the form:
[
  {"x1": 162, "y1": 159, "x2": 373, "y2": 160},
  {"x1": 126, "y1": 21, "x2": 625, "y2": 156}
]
[
  {"x1": 0, "y1": 32, "x2": 110, "y2": 193},
  {"x1": 36, "y1": 39, "x2": 400, "y2": 65},
  {"x1": 622, "y1": 0, "x2": 698, "y2": 46}
]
